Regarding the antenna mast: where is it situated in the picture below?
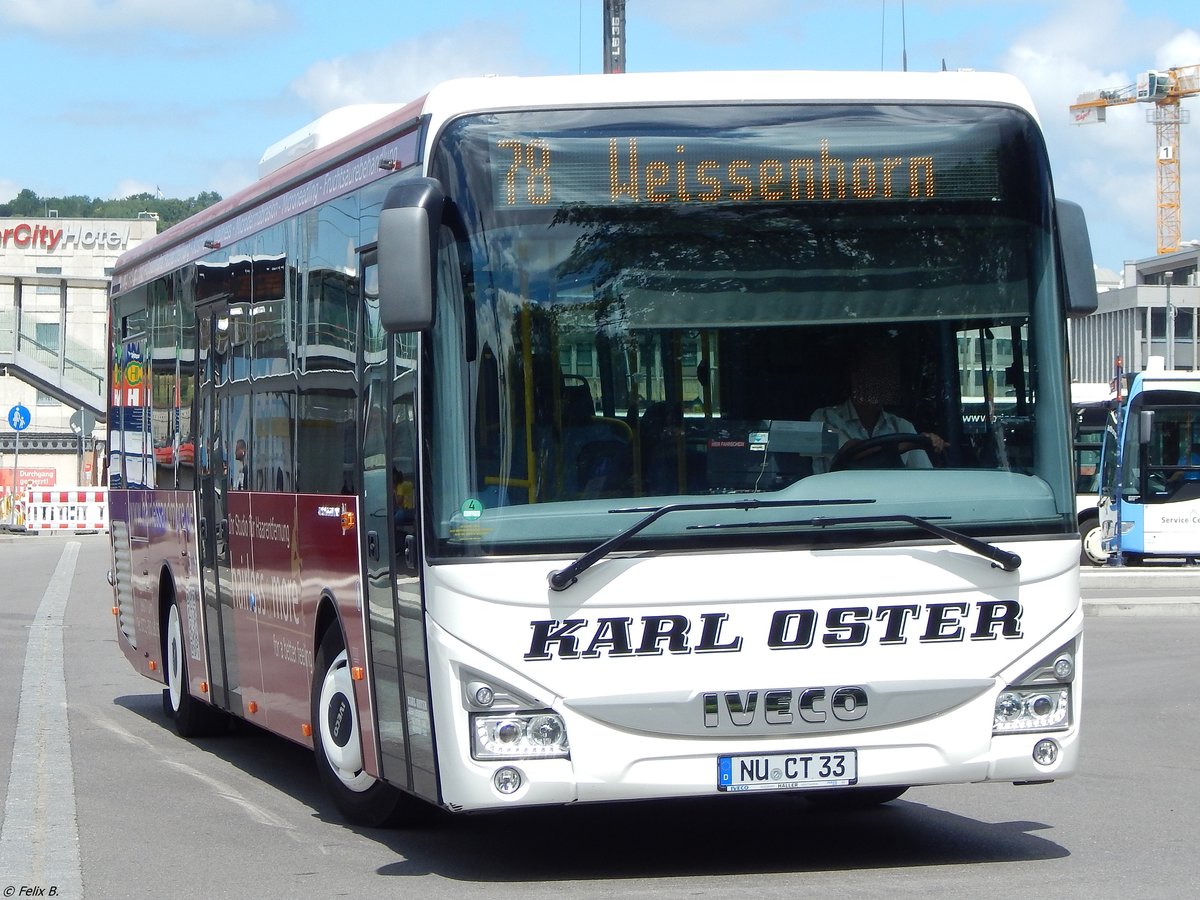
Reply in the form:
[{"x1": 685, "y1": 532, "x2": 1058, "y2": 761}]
[{"x1": 603, "y1": 0, "x2": 626, "y2": 74}]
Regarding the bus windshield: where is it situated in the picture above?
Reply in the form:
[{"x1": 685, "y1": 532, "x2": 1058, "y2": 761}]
[
  {"x1": 1117, "y1": 390, "x2": 1200, "y2": 503},
  {"x1": 425, "y1": 103, "x2": 1073, "y2": 556}
]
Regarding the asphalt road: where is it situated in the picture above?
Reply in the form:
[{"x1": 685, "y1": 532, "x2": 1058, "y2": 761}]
[{"x1": 2, "y1": 533, "x2": 1198, "y2": 900}]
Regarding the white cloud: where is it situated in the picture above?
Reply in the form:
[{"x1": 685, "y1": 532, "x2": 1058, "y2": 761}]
[
  {"x1": 111, "y1": 179, "x2": 158, "y2": 200},
  {"x1": 0, "y1": 180, "x2": 21, "y2": 205},
  {"x1": 202, "y1": 159, "x2": 260, "y2": 201},
  {"x1": 290, "y1": 23, "x2": 544, "y2": 114},
  {"x1": 108, "y1": 158, "x2": 256, "y2": 205},
  {"x1": 999, "y1": 1, "x2": 1200, "y2": 264},
  {"x1": 0, "y1": 0, "x2": 284, "y2": 38},
  {"x1": 1156, "y1": 30, "x2": 1200, "y2": 71}
]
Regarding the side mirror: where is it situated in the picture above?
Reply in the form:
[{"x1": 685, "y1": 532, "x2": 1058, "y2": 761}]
[
  {"x1": 377, "y1": 178, "x2": 445, "y2": 333},
  {"x1": 1138, "y1": 410, "x2": 1154, "y2": 445},
  {"x1": 1056, "y1": 199, "x2": 1099, "y2": 317}
]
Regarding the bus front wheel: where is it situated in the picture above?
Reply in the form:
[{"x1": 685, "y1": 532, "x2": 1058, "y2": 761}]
[
  {"x1": 162, "y1": 599, "x2": 225, "y2": 737},
  {"x1": 1079, "y1": 514, "x2": 1107, "y2": 566},
  {"x1": 311, "y1": 625, "x2": 406, "y2": 827}
]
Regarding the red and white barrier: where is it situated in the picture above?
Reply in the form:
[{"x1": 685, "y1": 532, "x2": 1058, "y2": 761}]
[{"x1": 23, "y1": 488, "x2": 109, "y2": 532}]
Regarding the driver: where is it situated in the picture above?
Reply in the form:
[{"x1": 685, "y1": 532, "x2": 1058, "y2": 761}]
[{"x1": 810, "y1": 342, "x2": 947, "y2": 474}]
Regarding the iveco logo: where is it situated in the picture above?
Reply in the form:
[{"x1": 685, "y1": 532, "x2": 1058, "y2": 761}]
[{"x1": 703, "y1": 686, "x2": 868, "y2": 728}]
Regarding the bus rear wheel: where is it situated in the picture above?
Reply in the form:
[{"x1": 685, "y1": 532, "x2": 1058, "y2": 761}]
[{"x1": 311, "y1": 625, "x2": 407, "y2": 827}]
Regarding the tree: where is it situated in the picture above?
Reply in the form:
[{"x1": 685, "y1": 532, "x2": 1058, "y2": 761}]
[{"x1": 0, "y1": 189, "x2": 223, "y2": 232}]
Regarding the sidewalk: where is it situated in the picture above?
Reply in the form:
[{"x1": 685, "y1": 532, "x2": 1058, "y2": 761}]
[{"x1": 1081, "y1": 565, "x2": 1200, "y2": 616}]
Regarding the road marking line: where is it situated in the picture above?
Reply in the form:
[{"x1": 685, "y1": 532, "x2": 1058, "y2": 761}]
[
  {"x1": 160, "y1": 760, "x2": 294, "y2": 829},
  {"x1": 0, "y1": 542, "x2": 84, "y2": 896},
  {"x1": 72, "y1": 705, "x2": 296, "y2": 831}
]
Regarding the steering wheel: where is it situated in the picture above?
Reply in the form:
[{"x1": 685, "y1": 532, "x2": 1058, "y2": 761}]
[{"x1": 829, "y1": 432, "x2": 933, "y2": 472}]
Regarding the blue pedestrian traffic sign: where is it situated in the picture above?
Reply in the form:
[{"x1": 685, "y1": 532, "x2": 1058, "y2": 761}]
[{"x1": 7, "y1": 404, "x2": 30, "y2": 431}]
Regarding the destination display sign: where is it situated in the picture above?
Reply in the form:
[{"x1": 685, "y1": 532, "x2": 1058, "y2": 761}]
[{"x1": 489, "y1": 126, "x2": 1002, "y2": 210}]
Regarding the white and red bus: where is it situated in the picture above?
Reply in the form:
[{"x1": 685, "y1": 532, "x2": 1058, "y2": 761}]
[{"x1": 107, "y1": 70, "x2": 1096, "y2": 826}]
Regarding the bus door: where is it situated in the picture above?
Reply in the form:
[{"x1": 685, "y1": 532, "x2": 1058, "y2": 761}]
[
  {"x1": 113, "y1": 305, "x2": 151, "y2": 491},
  {"x1": 358, "y1": 250, "x2": 437, "y2": 800},
  {"x1": 195, "y1": 301, "x2": 243, "y2": 715}
]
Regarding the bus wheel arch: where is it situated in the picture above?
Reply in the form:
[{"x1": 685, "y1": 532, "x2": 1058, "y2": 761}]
[{"x1": 310, "y1": 611, "x2": 405, "y2": 826}]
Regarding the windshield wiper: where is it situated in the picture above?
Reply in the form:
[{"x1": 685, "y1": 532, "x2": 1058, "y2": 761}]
[
  {"x1": 793, "y1": 514, "x2": 1022, "y2": 572},
  {"x1": 547, "y1": 498, "x2": 874, "y2": 592}
]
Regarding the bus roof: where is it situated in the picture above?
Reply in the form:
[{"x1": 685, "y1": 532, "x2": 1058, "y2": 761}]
[
  {"x1": 421, "y1": 69, "x2": 1040, "y2": 129},
  {"x1": 1132, "y1": 370, "x2": 1200, "y2": 394},
  {"x1": 112, "y1": 70, "x2": 1040, "y2": 293}
]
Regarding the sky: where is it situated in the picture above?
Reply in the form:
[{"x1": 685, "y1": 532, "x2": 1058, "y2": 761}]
[{"x1": 1, "y1": 0, "x2": 1198, "y2": 273}]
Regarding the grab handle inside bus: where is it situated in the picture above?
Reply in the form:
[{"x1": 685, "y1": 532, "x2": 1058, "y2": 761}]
[{"x1": 378, "y1": 177, "x2": 445, "y2": 332}]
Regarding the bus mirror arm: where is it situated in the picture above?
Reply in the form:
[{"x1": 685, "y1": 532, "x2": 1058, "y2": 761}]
[{"x1": 378, "y1": 178, "x2": 446, "y2": 333}]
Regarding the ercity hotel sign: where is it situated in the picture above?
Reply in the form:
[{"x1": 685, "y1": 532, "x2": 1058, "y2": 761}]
[{"x1": 0, "y1": 221, "x2": 131, "y2": 252}]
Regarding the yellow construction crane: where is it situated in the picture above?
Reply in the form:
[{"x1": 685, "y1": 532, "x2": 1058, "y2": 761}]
[{"x1": 1070, "y1": 64, "x2": 1200, "y2": 254}]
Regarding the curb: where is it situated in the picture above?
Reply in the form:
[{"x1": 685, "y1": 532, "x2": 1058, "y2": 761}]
[
  {"x1": 1085, "y1": 599, "x2": 1200, "y2": 616},
  {"x1": 1080, "y1": 568, "x2": 1200, "y2": 589},
  {"x1": 1080, "y1": 566, "x2": 1200, "y2": 616}
]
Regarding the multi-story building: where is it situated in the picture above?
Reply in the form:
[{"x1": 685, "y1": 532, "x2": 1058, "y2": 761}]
[
  {"x1": 1070, "y1": 244, "x2": 1200, "y2": 383},
  {"x1": 1, "y1": 215, "x2": 157, "y2": 506}
]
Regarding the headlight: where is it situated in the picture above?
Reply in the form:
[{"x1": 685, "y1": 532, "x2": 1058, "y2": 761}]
[
  {"x1": 993, "y1": 687, "x2": 1070, "y2": 733},
  {"x1": 993, "y1": 638, "x2": 1076, "y2": 734},
  {"x1": 472, "y1": 711, "x2": 570, "y2": 760}
]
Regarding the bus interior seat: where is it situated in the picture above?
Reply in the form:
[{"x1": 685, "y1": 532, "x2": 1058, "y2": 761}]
[
  {"x1": 560, "y1": 377, "x2": 634, "y2": 498},
  {"x1": 639, "y1": 401, "x2": 684, "y2": 493}
]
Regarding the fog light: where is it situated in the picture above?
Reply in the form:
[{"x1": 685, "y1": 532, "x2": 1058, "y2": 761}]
[
  {"x1": 494, "y1": 766, "x2": 523, "y2": 794},
  {"x1": 1033, "y1": 739, "x2": 1059, "y2": 766}
]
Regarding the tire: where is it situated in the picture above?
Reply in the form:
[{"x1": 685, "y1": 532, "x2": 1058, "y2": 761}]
[
  {"x1": 311, "y1": 625, "x2": 411, "y2": 827},
  {"x1": 803, "y1": 785, "x2": 909, "y2": 809},
  {"x1": 1079, "y1": 515, "x2": 1107, "y2": 567},
  {"x1": 162, "y1": 600, "x2": 224, "y2": 737}
]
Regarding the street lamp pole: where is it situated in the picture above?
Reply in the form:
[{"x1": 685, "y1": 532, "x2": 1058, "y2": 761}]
[{"x1": 1165, "y1": 270, "x2": 1175, "y2": 370}]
